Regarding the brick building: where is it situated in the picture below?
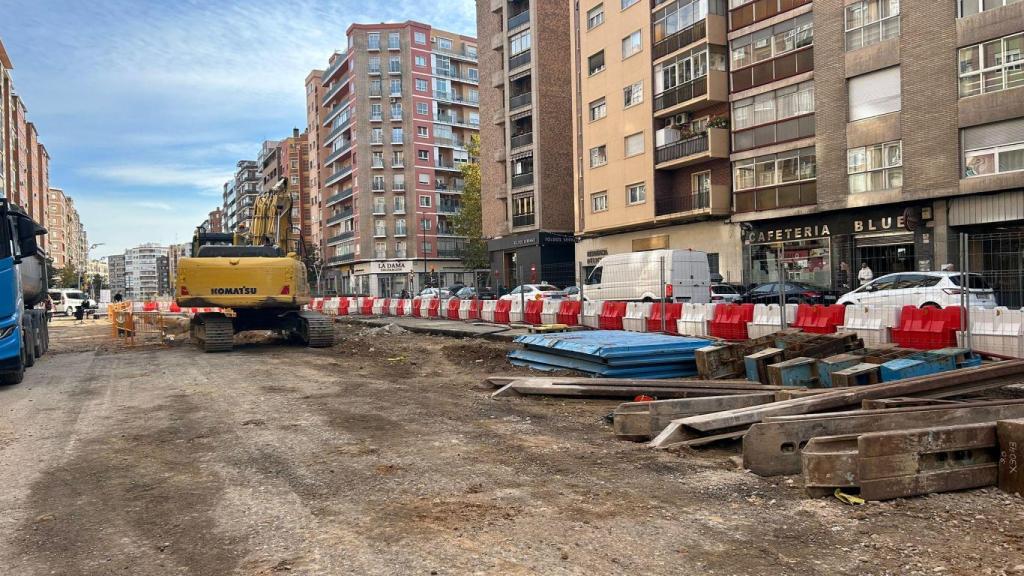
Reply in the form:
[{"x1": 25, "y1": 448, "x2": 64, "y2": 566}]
[
  {"x1": 477, "y1": 0, "x2": 577, "y2": 289},
  {"x1": 46, "y1": 187, "x2": 87, "y2": 270},
  {"x1": 223, "y1": 160, "x2": 259, "y2": 233},
  {"x1": 308, "y1": 21, "x2": 481, "y2": 296},
  {"x1": 207, "y1": 208, "x2": 223, "y2": 233}
]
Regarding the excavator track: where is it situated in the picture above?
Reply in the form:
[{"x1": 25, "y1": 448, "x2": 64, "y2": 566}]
[
  {"x1": 191, "y1": 314, "x2": 235, "y2": 353},
  {"x1": 299, "y1": 311, "x2": 334, "y2": 348}
]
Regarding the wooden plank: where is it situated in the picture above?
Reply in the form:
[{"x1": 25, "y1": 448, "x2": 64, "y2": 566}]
[
  {"x1": 492, "y1": 381, "x2": 785, "y2": 400},
  {"x1": 613, "y1": 393, "x2": 775, "y2": 440},
  {"x1": 650, "y1": 361, "x2": 1024, "y2": 449},
  {"x1": 997, "y1": 418, "x2": 1024, "y2": 496},
  {"x1": 861, "y1": 398, "x2": 965, "y2": 410},
  {"x1": 859, "y1": 465, "x2": 997, "y2": 501},
  {"x1": 742, "y1": 400, "x2": 1024, "y2": 476}
]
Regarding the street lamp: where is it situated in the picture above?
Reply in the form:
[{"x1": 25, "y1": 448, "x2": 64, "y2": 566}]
[{"x1": 79, "y1": 242, "x2": 105, "y2": 292}]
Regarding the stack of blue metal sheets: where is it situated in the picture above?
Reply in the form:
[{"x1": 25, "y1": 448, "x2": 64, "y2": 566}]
[{"x1": 508, "y1": 330, "x2": 714, "y2": 379}]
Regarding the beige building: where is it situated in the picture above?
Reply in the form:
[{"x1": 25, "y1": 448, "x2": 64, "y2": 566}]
[
  {"x1": 46, "y1": 187, "x2": 87, "y2": 270},
  {"x1": 570, "y1": 0, "x2": 741, "y2": 282},
  {"x1": 477, "y1": 0, "x2": 577, "y2": 288},
  {"x1": 310, "y1": 21, "x2": 480, "y2": 296}
]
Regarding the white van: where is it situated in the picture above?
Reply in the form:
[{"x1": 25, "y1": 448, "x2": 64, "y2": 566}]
[
  {"x1": 48, "y1": 289, "x2": 91, "y2": 316},
  {"x1": 583, "y1": 249, "x2": 711, "y2": 303}
]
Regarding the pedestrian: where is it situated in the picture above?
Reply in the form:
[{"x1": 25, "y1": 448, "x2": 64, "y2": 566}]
[
  {"x1": 73, "y1": 303, "x2": 85, "y2": 324},
  {"x1": 113, "y1": 292, "x2": 123, "y2": 303},
  {"x1": 858, "y1": 262, "x2": 874, "y2": 286},
  {"x1": 837, "y1": 262, "x2": 850, "y2": 291},
  {"x1": 43, "y1": 294, "x2": 53, "y2": 323}
]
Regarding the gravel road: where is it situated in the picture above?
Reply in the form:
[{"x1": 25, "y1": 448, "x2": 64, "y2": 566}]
[{"x1": 0, "y1": 319, "x2": 1022, "y2": 575}]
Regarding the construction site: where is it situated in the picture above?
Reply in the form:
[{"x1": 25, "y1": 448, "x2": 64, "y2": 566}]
[{"x1": 0, "y1": 302, "x2": 1022, "y2": 576}]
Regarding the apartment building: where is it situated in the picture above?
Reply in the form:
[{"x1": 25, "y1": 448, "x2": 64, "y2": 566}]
[
  {"x1": 207, "y1": 208, "x2": 223, "y2": 233},
  {"x1": 108, "y1": 254, "x2": 126, "y2": 298},
  {"x1": 0, "y1": 38, "x2": 9, "y2": 201},
  {"x1": 261, "y1": 129, "x2": 313, "y2": 242},
  {"x1": 223, "y1": 160, "x2": 259, "y2": 233},
  {"x1": 46, "y1": 187, "x2": 87, "y2": 270},
  {"x1": 570, "y1": 0, "x2": 742, "y2": 282},
  {"x1": 167, "y1": 243, "x2": 191, "y2": 293},
  {"x1": 477, "y1": 0, "x2": 577, "y2": 288},
  {"x1": 305, "y1": 69, "x2": 327, "y2": 251},
  {"x1": 310, "y1": 21, "x2": 480, "y2": 296},
  {"x1": 724, "y1": 0, "x2": 1024, "y2": 306},
  {"x1": 123, "y1": 243, "x2": 169, "y2": 299}
]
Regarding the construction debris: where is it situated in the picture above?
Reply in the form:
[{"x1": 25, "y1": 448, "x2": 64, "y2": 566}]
[
  {"x1": 613, "y1": 393, "x2": 776, "y2": 441},
  {"x1": 491, "y1": 376, "x2": 789, "y2": 400},
  {"x1": 998, "y1": 418, "x2": 1024, "y2": 496}
]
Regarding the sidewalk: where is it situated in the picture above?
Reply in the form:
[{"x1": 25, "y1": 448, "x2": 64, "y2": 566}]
[{"x1": 336, "y1": 315, "x2": 531, "y2": 341}]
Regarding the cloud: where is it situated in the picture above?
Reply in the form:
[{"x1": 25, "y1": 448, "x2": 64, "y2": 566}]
[
  {"x1": 83, "y1": 164, "x2": 233, "y2": 196},
  {"x1": 133, "y1": 201, "x2": 174, "y2": 212}
]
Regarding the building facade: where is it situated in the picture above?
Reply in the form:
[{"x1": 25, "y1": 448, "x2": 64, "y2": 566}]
[
  {"x1": 0, "y1": 38, "x2": 9, "y2": 202},
  {"x1": 305, "y1": 69, "x2": 327, "y2": 252},
  {"x1": 569, "y1": 0, "x2": 741, "y2": 284},
  {"x1": 46, "y1": 187, "x2": 87, "y2": 270},
  {"x1": 167, "y1": 243, "x2": 191, "y2": 293},
  {"x1": 310, "y1": 21, "x2": 480, "y2": 296},
  {"x1": 223, "y1": 160, "x2": 259, "y2": 233},
  {"x1": 477, "y1": 0, "x2": 578, "y2": 289},
  {"x1": 122, "y1": 243, "x2": 170, "y2": 300},
  {"x1": 107, "y1": 254, "x2": 126, "y2": 298},
  {"x1": 207, "y1": 208, "x2": 223, "y2": 233}
]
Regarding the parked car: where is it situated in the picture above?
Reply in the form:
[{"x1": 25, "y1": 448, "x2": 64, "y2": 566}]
[
  {"x1": 583, "y1": 249, "x2": 711, "y2": 303},
  {"x1": 836, "y1": 272, "x2": 997, "y2": 309},
  {"x1": 418, "y1": 287, "x2": 452, "y2": 299},
  {"x1": 710, "y1": 283, "x2": 743, "y2": 303},
  {"x1": 562, "y1": 286, "x2": 581, "y2": 300},
  {"x1": 498, "y1": 284, "x2": 564, "y2": 302},
  {"x1": 743, "y1": 282, "x2": 839, "y2": 305},
  {"x1": 48, "y1": 289, "x2": 92, "y2": 316},
  {"x1": 454, "y1": 286, "x2": 498, "y2": 300}
]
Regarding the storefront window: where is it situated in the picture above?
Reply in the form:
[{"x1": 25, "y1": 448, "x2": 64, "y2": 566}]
[{"x1": 748, "y1": 239, "x2": 831, "y2": 288}]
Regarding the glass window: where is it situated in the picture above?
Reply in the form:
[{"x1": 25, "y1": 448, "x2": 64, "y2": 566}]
[
  {"x1": 388, "y1": 32, "x2": 400, "y2": 50},
  {"x1": 589, "y1": 51, "x2": 606, "y2": 75},
  {"x1": 731, "y1": 14, "x2": 814, "y2": 70},
  {"x1": 590, "y1": 145, "x2": 608, "y2": 167},
  {"x1": 510, "y1": 30, "x2": 531, "y2": 55},
  {"x1": 623, "y1": 81, "x2": 643, "y2": 107},
  {"x1": 414, "y1": 31, "x2": 426, "y2": 45},
  {"x1": 848, "y1": 66, "x2": 901, "y2": 121},
  {"x1": 416, "y1": 102, "x2": 428, "y2": 115},
  {"x1": 368, "y1": 33, "x2": 380, "y2": 50},
  {"x1": 627, "y1": 182, "x2": 646, "y2": 204},
  {"x1": 372, "y1": 175, "x2": 385, "y2": 191},
  {"x1": 415, "y1": 78, "x2": 427, "y2": 92},
  {"x1": 591, "y1": 192, "x2": 608, "y2": 212},
  {"x1": 845, "y1": 0, "x2": 900, "y2": 51},
  {"x1": 622, "y1": 0, "x2": 640, "y2": 8},
  {"x1": 419, "y1": 195, "x2": 432, "y2": 207},
  {"x1": 588, "y1": 4, "x2": 605, "y2": 29},
  {"x1": 624, "y1": 132, "x2": 644, "y2": 157},
  {"x1": 848, "y1": 140, "x2": 902, "y2": 193},
  {"x1": 622, "y1": 30, "x2": 642, "y2": 59},
  {"x1": 589, "y1": 97, "x2": 607, "y2": 121},
  {"x1": 958, "y1": 33, "x2": 1024, "y2": 98},
  {"x1": 438, "y1": 37, "x2": 453, "y2": 50}
]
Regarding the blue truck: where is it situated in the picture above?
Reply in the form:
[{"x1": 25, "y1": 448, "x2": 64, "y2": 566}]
[{"x1": 0, "y1": 199, "x2": 49, "y2": 385}]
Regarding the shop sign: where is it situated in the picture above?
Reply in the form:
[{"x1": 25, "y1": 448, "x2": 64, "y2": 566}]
[
  {"x1": 586, "y1": 249, "x2": 608, "y2": 266},
  {"x1": 370, "y1": 260, "x2": 415, "y2": 274},
  {"x1": 746, "y1": 211, "x2": 916, "y2": 244},
  {"x1": 632, "y1": 235, "x2": 670, "y2": 251}
]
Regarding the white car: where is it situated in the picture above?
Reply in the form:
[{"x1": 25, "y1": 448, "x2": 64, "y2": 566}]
[
  {"x1": 418, "y1": 288, "x2": 452, "y2": 299},
  {"x1": 498, "y1": 284, "x2": 564, "y2": 302},
  {"x1": 837, "y1": 271, "x2": 997, "y2": 309},
  {"x1": 711, "y1": 283, "x2": 744, "y2": 304}
]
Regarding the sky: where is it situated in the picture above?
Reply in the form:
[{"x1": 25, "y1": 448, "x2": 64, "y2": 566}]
[{"x1": 0, "y1": 0, "x2": 476, "y2": 259}]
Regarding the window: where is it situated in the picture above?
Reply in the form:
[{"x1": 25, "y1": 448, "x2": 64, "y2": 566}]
[
  {"x1": 368, "y1": 33, "x2": 380, "y2": 50},
  {"x1": 624, "y1": 132, "x2": 644, "y2": 157},
  {"x1": 393, "y1": 174, "x2": 406, "y2": 191},
  {"x1": 372, "y1": 175, "x2": 386, "y2": 191},
  {"x1": 417, "y1": 126, "x2": 429, "y2": 137},
  {"x1": 622, "y1": 30, "x2": 642, "y2": 59},
  {"x1": 371, "y1": 127, "x2": 383, "y2": 144},
  {"x1": 587, "y1": 4, "x2": 605, "y2": 29},
  {"x1": 395, "y1": 241, "x2": 407, "y2": 258},
  {"x1": 693, "y1": 171, "x2": 711, "y2": 198},
  {"x1": 418, "y1": 149, "x2": 430, "y2": 161},
  {"x1": 390, "y1": 102, "x2": 403, "y2": 119},
  {"x1": 370, "y1": 103, "x2": 382, "y2": 121},
  {"x1": 371, "y1": 151, "x2": 385, "y2": 168},
  {"x1": 391, "y1": 127, "x2": 404, "y2": 143},
  {"x1": 421, "y1": 241, "x2": 432, "y2": 254},
  {"x1": 421, "y1": 217, "x2": 432, "y2": 231},
  {"x1": 375, "y1": 220, "x2": 387, "y2": 237},
  {"x1": 623, "y1": 81, "x2": 643, "y2": 107},
  {"x1": 848, "y1": 140, "x2": 903, "y2": 193},
  {"x1": 626, "y1": 182, "x2": 646, "y2": 205},
  {"x1": 730, "y1": 13, "x2": 813, "y2": 69},
  {"x1": 374, "y1": 196, "x2": 387, "y2": 214},
  {"x1": 590, "y1": 145, "x2": 608, "y2": 167},
  {"x1": 369, "y1": 79, "x2": 382, "y2": 96},
  {"x1": 392, "y1": 151, "x2": 404, "y2": 166},
  {"x1": 963, "y1": 118, "x2": 1024, "y2": 177},
  {"x1": 845, "y1": 0, "x2": 900, "y2": 51},
  {"x1": 415, "y1": 55, "x2": 426, "y2": 67},
  {"x1": 414, "y1": 31, "x2": 426, "y2": 45},
  {"x1": 848, "y1": 67, "x2": 901, "y2": 121},
  {"x1": 958, "y1": 33, "x2": 1024, "y2": 98},
  {"x1": 960, "y1": 0, "x2": 1020, "y2": 17},
  {"x1": 389, "y1": 56, "x2": 401, "y2": 73},
  {"x1": 395, "y1": 217, "x2": 407, "y2": 235},
  {"x1": 416, "y1": 102, "x2": 428, "y2": 115},
  {"x1": 512, "y1": 194, "x2": 535, "y2": 220},
  {"x1": 654, "y1": 45, "x2": 727, "y2": 94},
  {"x1": 588, "y1": 51, "x2": 606, "y2": 76},
  {"x1": 418, "y1": 173, "x2": 430, "y2": 186},
  {"x1": 388, "y1": 32, "x2": 400, "y2": 50},
  {"x1": 621, "y1": 0, "x2": 639, "y2": 8},
  {"x1": 375, "y1": 241, "x2": 387, "y2": 259},
  {"x1": 438, "y1": 37, "x2": 453, "y2": 50},
  {"x1": 591, "y1": 191, "x2": 608, "y2": 212},
  {"x1": 369, "y1": 56, "x2": 381, "y2": 74},
  {"x1": 290, "y1": 176, "x2": 299, "y2": 185},
  {"x1": 420, "y1": 195, "x2": 432, "y2": 207},
  {"x1": 415, "y1": 78, "x2": 428, "y2": 92},
  {"x1": 510, "y1": 30, "x2": 531, "y2": 55},
  {"x1": 732, "y1": 81, "x2": 815, "y2": 150},
  {"x1": 653, "y1": 0, "x2": 719, "y2": 43},
  {"x1": 390, "y1": 78, "x2": 402, "y2": 95},
  {"x1": 733, "y1": 147, "x2": 816, "y2": 191},
  {"x1": 589, "y1": 97, "x2": 607, "y2": 121}
]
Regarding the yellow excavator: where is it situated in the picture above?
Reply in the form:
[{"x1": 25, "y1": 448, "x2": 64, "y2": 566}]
[{"x1": 175, "y1": 178, "x2": 333, "y2": 352}]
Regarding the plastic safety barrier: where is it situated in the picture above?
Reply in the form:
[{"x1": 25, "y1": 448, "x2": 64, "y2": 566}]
[
  {"x1": 959, "y1": 307, "x2": 1024, "y2": 358},
  {"x1": 746, "y1": 304, "x2": 796, "y2": 339},
  {"x1": 509, "y1": 298, "x2": 525, "y2": 324},
  {"x1": 458, "y1": 299, "x2": 473, "y2": 321},
  {"x1": 581, "y1": 300, "x2": 602, "y2": 328},
  {"x1": 792, "y1": 304, "x2": 846, "y2": 334},
  {"x1": 647, "y1": 303, "x2": 683, "y2": 334},
  {"x1": 446, "y1": 298, "x2": 462, "y2": 320},
  {"x1": 481, "y1": 299, "x2": 498, "y2": 323},
  {"x1": 709, "y1": 303, "x2": 755, "y2": 341},
  {"x1": 494, "y1": 299, "x2": 512, "y2": 324},
  {"x1": 840, "y1": 304, "x2": 899, "y2": 347},
  {"x1": 322, "y1": 297, "x2": 339, "y2": 316},
  {"x1": 598, "y1": 301, "x2": 628, "y2": 331},
  {"x1": 372, "y1": 298, "x2": 388, "y2": 315},
  {"x1": 622, "y1": 302, "x2": 653, "y2": 333},
  {"x1": 142, "y1": 301, "x2": 158, "y2": 312},
  {"x1": 411, "y1": 297, "x2": 423, "y2": 318},
  {"x1": 427, "y1": 298, "x2": 441, "y2": 318},
  {"x1": 387, "y1": 299, "x2": 399, "y2": 316},
  {"x1": 540, "y1": 299, "x2": 561, "y2": 325},
  {"x1": 677, "y1": 303, "x2": 715, "y2": 337},
  {"x1": 557, "y1": 300, "x2": 581, "y2": 326},
  {"x1": 359, "y1": 297, "x2": 375, "y2": 316},
  {"x1": 468, "y1": 299, "x2": 483, "y2": 320},
  {"x1": 892, "y1": 305, "x2": 962, "y2": 350},
  {"x1": 524, "y1": 299, "x2": 544, "y2": 325}
]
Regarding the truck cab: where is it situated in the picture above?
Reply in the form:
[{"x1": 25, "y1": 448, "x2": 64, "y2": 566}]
[{"x1": 0, "y1": 200, "x2": 49, "y2": 385}]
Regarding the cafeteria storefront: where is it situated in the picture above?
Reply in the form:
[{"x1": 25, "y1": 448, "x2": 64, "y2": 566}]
[{"x1": 742, "y1": 204, "x2": 936, "y2": 292}]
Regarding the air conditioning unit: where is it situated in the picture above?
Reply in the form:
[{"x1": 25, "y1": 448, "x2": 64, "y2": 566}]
[{"x1": 667, "y1": 112, "x2": 690, "y2": 128}]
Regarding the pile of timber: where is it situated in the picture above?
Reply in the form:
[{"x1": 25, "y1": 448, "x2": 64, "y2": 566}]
[{"x1": 486, "y1": 375, "x2": 795, "y2": 401}]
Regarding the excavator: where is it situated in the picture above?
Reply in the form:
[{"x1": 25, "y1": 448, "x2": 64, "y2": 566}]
[{"x1": 175, "y1": 178, "x2": 333, "y2": 352}]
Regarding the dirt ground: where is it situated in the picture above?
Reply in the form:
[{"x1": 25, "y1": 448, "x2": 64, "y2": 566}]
[{"x1": 1, "y1": 317, "x2": 1023, "y2": 575}]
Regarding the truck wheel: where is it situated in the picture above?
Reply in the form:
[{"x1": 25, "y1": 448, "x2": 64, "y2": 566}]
[
  {"x1": 40, "y1": 321, "x2": 49, "y2": 355},
  {"x1": 22, "y1": 328, "x2": 35, "y2": 368},
  {"x1": 0, "y1": 347, "x2": 26, "y2": 385}
]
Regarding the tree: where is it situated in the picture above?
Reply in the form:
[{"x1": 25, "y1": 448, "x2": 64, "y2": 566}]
[
  {"x1": 56, "y1": 264, "x2": 79, "y2": 289},
  {"x1": 451, "y1": 134, "x2": 488, "y2": 271},
  {"x1": 301, "y1": 240, "x2": 325, "y2": 294}
]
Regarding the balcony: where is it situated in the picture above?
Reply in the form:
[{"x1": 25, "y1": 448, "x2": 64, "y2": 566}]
[
  {"x1": 509, "y1": 92, "x2": 531, "y2": 110},
  {"x1": 324, "y1": 140, "x2": 353, "y2": 165},
  {"x1": 731, "y1": 46, "x2": 814, "y2": 93},
  {"x1": 435, "y1": 161, "x2": 462, "y2": 172},
  {"x1": 328, "y1": 253, "x2": 355, "y2": 264},
  {"x1": 432, "y1": 45, "x2": 478, "y2": 63},
  {"x1": 321, "y1": 51, "x2": 349, "y2": 86},
  {"x1": 326, "y1": 208, "x2": 354, "y2": 225},
  {"x1": 510, "y1": 132, "x2": 533, "y2": 149},
  {"x1": 437, "y1": 202, "x2": 460, "y2": 215},
  {"x1": 434, "y1": 114, "x2": 480, "y2": 129},
  {"x1": 509, "y1": 50, "x2": 531, "y2": 71},
  {"x1": 433, "y1": 91, "x2": 480, "y2": 106},
  {"x1": 321, "y1": 73, "x2": 351, "y2": 105},
  {"x1": 490, "y1": 0, "x2": 502, "y2": 12},
  {"x1": 512, "y1": 172, "x2": 534, "y2": 189},
  {"x1": 729, "y1": 0, "x2": 811, "y2": 32},
  {"x1": 325, "y1": 187, "x2": 354, "y2": 207},
  {"x1": 512, "y1": 213, "x2": 535, "y2": 228},
  {"x1": 654, "y1": 128, "x2": 729, "y2": 169},
  {"x1": 508, "y1": 9, "x2": 530, "y2": 30},
  {"x1": 436, "y1": 183, "x2": 466, "y2": 194},
  {"x1": 655, "y1": 182, "x2": 731, "y2": 219},
  {"x1": 326, "y1": 231, "x2": 355, "y2": 245},
  {"x1": 435, "y1": 136, "x2": 466, "y2": 149},
  {"x1": 434, "y1": 68, "x2": 479, "y2": 84},
  {"x1": 323, "y1": 165, "x2": 354, "y2": 187},
  {"x1": 653, "y1": 70, "x2": 729, "y2": 115},
  {"x1": 654, "y1": 20, "x2": 707, "y2": 62}
]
